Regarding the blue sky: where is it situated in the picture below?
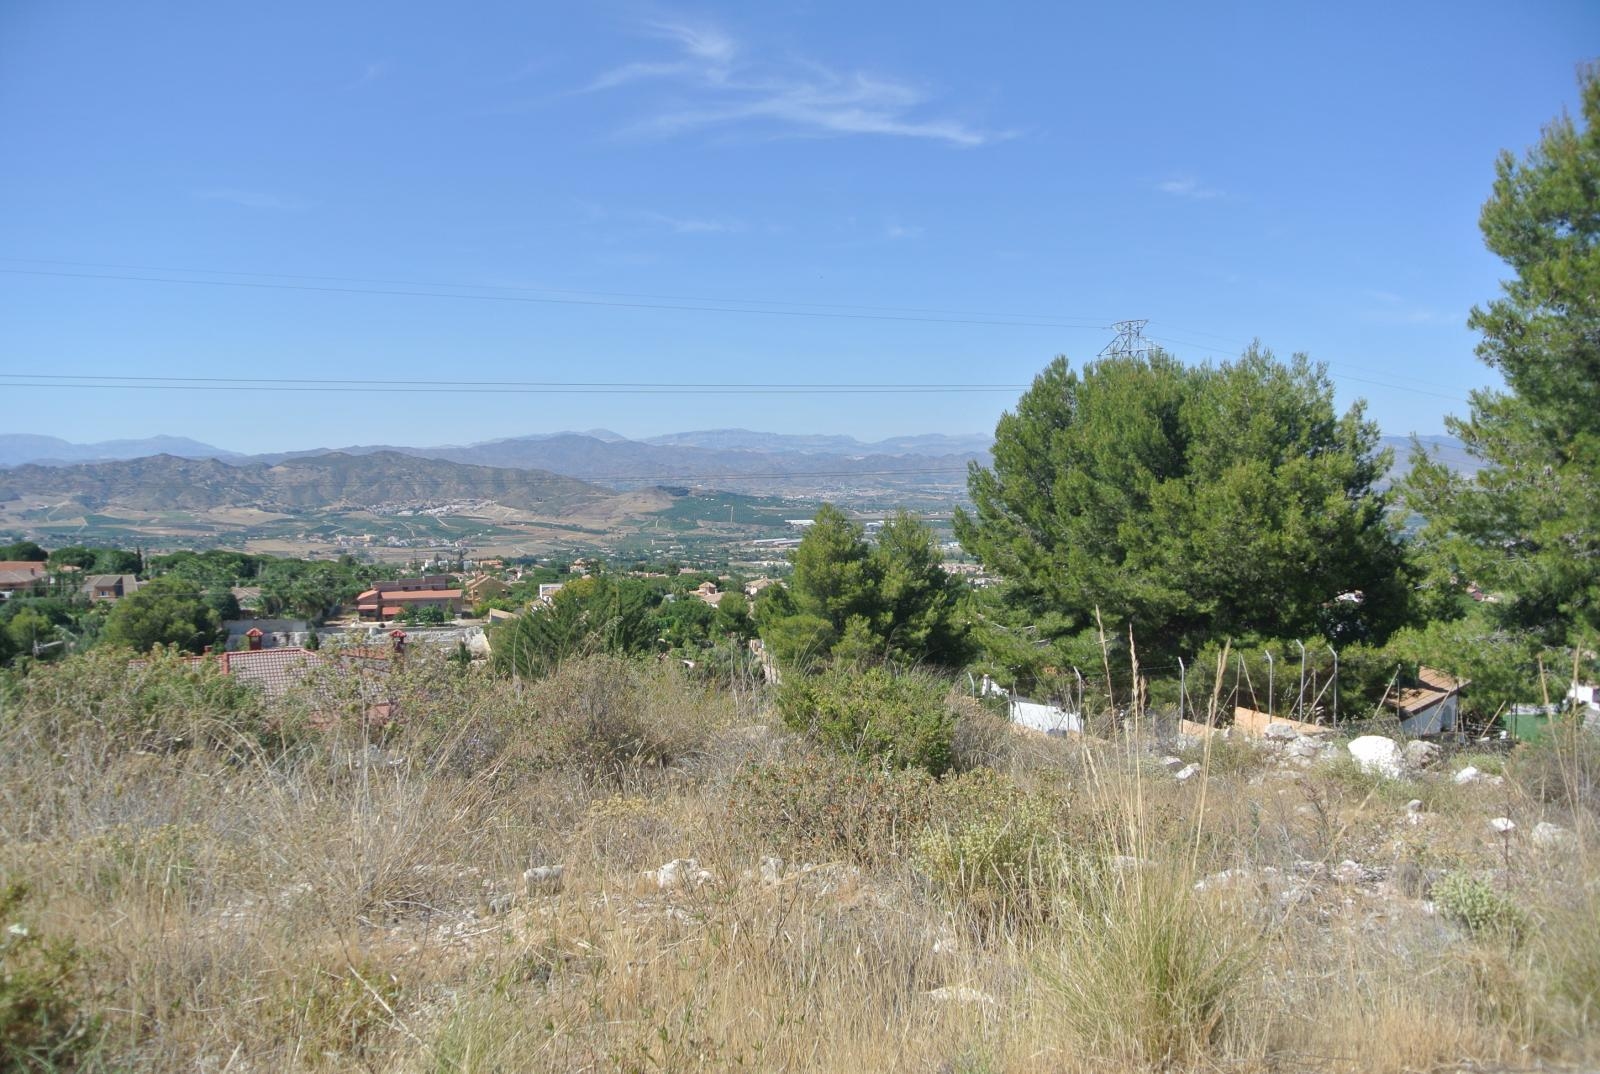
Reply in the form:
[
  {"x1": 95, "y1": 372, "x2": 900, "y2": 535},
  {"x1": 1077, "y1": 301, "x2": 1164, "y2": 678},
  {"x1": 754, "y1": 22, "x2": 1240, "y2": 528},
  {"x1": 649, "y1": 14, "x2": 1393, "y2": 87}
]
[{"x1": 1, "y1": 1, "x2": 1594, "y2": 454}]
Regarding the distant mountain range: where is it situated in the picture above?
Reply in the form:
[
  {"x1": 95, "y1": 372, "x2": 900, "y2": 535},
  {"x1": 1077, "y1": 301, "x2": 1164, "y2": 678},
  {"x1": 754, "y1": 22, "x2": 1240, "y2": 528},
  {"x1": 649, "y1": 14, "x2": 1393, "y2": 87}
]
[
  {"x1": 0, "y1": 434, "x2": 243, "y2": 468},
  {"x1": 0, "y1": 430, "x2": 1474, "y2": 503},
  {"x1": 638, "y1": 429, "x2": 995, "y2": 456},
  {"x1": 0, "y1": 452, "x2": 607, "y2": 514}
]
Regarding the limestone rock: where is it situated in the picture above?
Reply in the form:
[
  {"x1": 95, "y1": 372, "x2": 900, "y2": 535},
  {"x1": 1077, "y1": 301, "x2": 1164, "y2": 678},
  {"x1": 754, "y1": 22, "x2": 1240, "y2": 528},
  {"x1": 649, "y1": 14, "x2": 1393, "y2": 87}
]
[
  {"x1": 652, "y1": 858, "x2": 714, "y2": 889},
  {"x1": 1488, "y1": 817, "x2": 1517, "y2": 835},
  {"x1": 523, "y1": 865, "x2": 564, "y2": 892},
  {"x1": 1348, "y1": 735, "x2": 1404, "y2": 779},
  {"x1": 1402, "y1": 740, "x2": 1442, "y2": 771},
  {"x1": 1174, "y1": 763, "x2": 1201, "y2": 782}
]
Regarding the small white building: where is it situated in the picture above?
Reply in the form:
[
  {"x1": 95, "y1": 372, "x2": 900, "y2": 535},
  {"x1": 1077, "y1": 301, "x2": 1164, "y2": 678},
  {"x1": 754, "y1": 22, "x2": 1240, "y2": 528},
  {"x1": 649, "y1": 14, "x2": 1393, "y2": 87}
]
[
  {"x1": 1393, "y1": 666, "x2": 1468, "y2": 736},
  {"x1": 980, "y1": 675, "x2": 1082, "y2": 735}
]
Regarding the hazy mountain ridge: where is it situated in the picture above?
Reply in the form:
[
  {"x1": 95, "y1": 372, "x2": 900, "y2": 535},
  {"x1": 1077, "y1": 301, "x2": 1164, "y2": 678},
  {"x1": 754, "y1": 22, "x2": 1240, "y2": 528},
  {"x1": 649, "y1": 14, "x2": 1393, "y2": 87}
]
[
  {"x1": 0, "y1": 451, "x2": 608, "y2": 514},
  {"x1": 0, "y1": 432, "x2": 1472, "y2": 505},
  {"x1": 234, "y1": 434, "x2": 984, "y2": 494},
  {"x1": 0, "y1": 434, "x2": 239, "y2": 467},
  {"x1": 639, "y1": 428, "x2": 994, "y2": 456}
]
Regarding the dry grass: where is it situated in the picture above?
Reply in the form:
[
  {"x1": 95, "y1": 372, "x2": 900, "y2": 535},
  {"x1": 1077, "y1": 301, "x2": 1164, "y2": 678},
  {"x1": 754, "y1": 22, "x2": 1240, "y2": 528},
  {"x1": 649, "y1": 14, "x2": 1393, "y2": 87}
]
[{"x1": 1, "y1": 651, "x2": 1597, "y2": 1072}]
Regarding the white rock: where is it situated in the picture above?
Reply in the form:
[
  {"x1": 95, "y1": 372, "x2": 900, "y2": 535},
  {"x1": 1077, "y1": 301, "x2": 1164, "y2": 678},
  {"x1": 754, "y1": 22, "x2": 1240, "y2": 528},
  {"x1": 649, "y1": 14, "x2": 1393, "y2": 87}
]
[
  {"x1": 1194, "y1": 868, "x2": 1249, "y2": 892},
  {"x1": 1287, "y1": 738, "x2": 1324, "y2": 759},
  {"x1": 1159, "y1": 755, "x2": 1186, "y2": 772},
  {"x1": 1403, "y1": 740, "x2": 1442, "y2": 770},
  {"x1": 759, "y1": 856, "x2": 786, "y2": 885},
  {"x1": 1454, "y1": 766, "x2": 1482, "y2": 784},
  {"x1": 1532, "y1": 821, "x2": 1573, "y2": 849},
  {"x1": 653, "y1": 858, "x2": 713, "y2": 889},
  {"x1": 1174, "y1": 763, "x2": 1201, "y2": 782},
  {"x1": 1263, "y1": 723, "x2": 1301, "y2": 742},
  {"x1": 1406, "y1": 799, "x2": 1425, "y2": 814},
  {"x1": 1488, "y1": 817, "x2": 1517, "y2": 835},
  {"x1": 523, "y1": 865, "x2": 564, "y2": 891},
  {"x1": 1348, "y1": 735, "x2": 1405, "y2": 778}
]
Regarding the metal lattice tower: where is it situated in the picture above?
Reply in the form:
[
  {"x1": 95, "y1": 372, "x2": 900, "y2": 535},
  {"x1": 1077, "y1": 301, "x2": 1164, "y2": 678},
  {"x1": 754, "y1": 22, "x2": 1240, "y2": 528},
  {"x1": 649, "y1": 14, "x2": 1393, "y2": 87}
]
[{"x1": 1098, "y1": 319, "x2": 1150, "y2": 361}]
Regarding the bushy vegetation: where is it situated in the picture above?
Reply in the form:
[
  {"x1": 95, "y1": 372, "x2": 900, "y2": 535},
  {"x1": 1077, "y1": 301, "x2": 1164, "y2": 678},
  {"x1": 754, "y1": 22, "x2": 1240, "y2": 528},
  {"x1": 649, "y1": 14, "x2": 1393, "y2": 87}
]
[
  {"x1": 776, "y1": 665, "x2": 959, "y2": 775},
  {"x1": 1434, "y1": 872, "x2": 1529, "y2": 941}
]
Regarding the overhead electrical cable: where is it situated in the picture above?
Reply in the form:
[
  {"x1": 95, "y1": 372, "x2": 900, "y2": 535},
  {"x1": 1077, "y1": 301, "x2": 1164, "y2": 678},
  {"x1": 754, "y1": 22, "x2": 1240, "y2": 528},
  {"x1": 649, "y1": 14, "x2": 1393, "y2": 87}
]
[
  {"x1": 0, "y1": 255, "x2": 1115, "y2": 325},
  {"x1": 0, "y1": 267, "x2": 1109, "y2": 330}
]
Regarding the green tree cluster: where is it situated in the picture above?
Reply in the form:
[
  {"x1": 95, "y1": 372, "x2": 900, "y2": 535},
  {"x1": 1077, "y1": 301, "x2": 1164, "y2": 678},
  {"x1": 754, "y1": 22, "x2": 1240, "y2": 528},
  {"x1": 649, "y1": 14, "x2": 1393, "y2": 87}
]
[
  {"x1": 0, "y1": 540, "x2": 47, "y2": 562},
  {"x1": 47, "y1": 545, "x2": 140, "y2": 575},
  {"x1": 756, "y1": 506, "x2": 970, "y2": 669},
  {"x1": 492, "y1": 575, "x2": 658, "y2": 679},
  {"x1": 956, "y1": 347, "x2": 1408, "y2": 667},
  {"x1": 101, "y1": 577, "x2": 220, "y2": 654}
]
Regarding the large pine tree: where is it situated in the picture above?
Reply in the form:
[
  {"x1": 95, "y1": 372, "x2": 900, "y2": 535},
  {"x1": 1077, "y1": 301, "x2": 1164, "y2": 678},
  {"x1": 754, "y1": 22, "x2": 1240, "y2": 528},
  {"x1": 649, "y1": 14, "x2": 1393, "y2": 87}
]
[{"x1": 1406, "y1": 65, "x2": 1600, "y2": 646}]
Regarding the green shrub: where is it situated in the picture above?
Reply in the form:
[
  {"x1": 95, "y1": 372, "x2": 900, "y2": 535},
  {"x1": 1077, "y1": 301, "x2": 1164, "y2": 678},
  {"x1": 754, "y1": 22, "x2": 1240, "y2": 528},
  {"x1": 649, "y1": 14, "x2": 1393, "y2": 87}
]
[
  {"x1": 776, "y1": 666, "x2": 956, "y2": 775},
  {"x1": 1434, "y1": 872, "x2": 1529, "y2": 942},
  {"x1": 0, "y1": 883, "x2": 100, "y2": 1070}
]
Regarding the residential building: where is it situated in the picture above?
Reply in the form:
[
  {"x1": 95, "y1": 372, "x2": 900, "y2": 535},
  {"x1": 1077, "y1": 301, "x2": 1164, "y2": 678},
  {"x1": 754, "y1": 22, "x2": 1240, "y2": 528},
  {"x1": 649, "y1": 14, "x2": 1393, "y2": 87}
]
[
  {"x1": 0, "y1": 561, "x2": 47, "y2": 597},
  {"x1": 83, "y1": 574, "x2": 140, "y2": 602},
  {"x1": 354, "y1": 576, "x2": 463, "y2": 620},
  {"x1": 464, "y1": 574, "x2": 510, "y2": 603}
]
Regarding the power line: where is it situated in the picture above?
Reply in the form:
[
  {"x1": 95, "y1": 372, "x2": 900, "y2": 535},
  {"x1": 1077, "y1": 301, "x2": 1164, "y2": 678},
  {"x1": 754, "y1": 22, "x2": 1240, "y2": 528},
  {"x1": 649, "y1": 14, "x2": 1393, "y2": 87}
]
[
  {"x1": 0, "y1": 266, "x2": 1111, "y2": 331},
  {"x1": 0, "y1": 255, "x2": 1119, "y2": 326},
  {"x1": 1143, "y1": 333, "x2": 1471, "y2": 404},
  {"x1": 0, "y1": 376, "x2": 1024, "y2": 395}
]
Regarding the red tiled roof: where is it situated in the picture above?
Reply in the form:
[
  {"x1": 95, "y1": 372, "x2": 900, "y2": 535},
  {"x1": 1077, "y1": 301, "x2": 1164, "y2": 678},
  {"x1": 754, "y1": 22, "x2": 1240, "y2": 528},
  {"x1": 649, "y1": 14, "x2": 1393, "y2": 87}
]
[
  {"x1": 219, "y1": 648, "x2": 331, "y2": 698},
  {"x1": 1395, "y1": 665, "x2": 1470, "y2": 714}
]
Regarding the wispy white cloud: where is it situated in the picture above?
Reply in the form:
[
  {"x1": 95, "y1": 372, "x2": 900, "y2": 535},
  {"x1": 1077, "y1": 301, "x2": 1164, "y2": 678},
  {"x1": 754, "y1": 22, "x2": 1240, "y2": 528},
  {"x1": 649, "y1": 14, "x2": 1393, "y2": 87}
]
[
  {"x1": 884, "y1": 220, "x2": 924, "y2": 240},
  {"x1": 192, "y1": 188, "x2": 308, "y2": 211},
  {"x1": 639, "y1": 210, "x2": 742, "y2": 234},
  {"x1": 585, "y1": 18, "x2": 1003, "y2": 147},
  {"x1": 1156, "y1": 175, "x2": 1223, "y2": 200},
  {"x1": 577, "y1": 200, "x2": 743, "y2": 236},
  {"x1": 347, "y1": 60, "x2": 389, "y2": 89}
]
